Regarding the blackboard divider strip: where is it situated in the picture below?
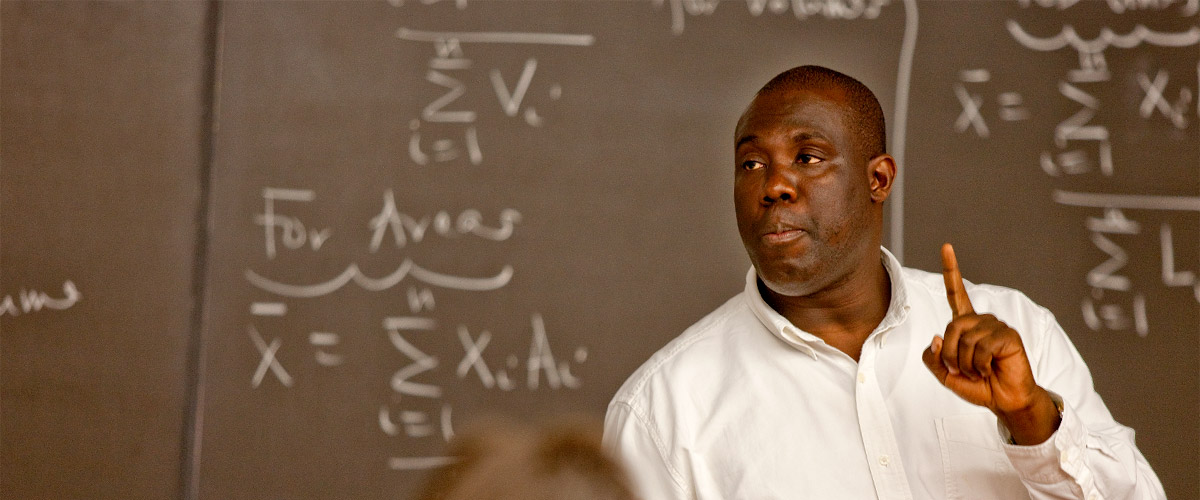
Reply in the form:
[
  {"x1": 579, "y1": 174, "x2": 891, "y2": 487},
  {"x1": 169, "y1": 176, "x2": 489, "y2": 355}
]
[{"x1": 180, "y1": 2, "x2": 223, "y2": 500}]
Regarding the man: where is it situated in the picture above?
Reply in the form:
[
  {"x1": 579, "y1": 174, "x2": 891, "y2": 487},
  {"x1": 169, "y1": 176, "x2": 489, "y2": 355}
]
[{"x1": 603, "y1": 66, "x2": 1164, "y2": 500}]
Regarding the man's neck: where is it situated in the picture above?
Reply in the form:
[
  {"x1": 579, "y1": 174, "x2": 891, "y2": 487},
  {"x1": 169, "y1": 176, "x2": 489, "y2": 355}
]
[{"x1": 763, "y1": 260, "x2": 892, "y2": 362}]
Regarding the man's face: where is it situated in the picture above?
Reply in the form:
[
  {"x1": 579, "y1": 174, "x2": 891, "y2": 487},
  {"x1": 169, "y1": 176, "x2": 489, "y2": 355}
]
[{"x1": 733, "y1": 86, "x2": 878, "y2": 298}]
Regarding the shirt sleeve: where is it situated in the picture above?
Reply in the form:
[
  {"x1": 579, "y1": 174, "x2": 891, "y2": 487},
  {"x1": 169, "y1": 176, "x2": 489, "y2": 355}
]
[
  {"x1": 603, "y1": 400, "x2": 690, "y2": 500},
  {"x1": 999, "y1": 305, "x2": 1166, "y2": 500}
]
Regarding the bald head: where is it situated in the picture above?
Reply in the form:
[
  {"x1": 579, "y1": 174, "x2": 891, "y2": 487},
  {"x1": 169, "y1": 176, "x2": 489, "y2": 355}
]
[{"x1": 750, "y1": 65, "x2": 887, "y2": 163}]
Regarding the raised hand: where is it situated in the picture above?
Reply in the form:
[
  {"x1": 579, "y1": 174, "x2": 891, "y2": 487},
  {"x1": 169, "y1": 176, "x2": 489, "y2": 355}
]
[{"x1": 921, "y1": 243, "x2": 1060, "y2": 445}]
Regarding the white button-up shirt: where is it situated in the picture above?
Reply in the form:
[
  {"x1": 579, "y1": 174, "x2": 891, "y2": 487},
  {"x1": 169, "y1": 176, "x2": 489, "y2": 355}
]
[{"x1": 604, "y1": 249, "x2": 1164, "y2": 500}]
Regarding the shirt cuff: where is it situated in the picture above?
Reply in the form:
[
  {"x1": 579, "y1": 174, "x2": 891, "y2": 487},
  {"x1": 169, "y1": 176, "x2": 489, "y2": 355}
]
[{"x1": 998, "y1": 391, "x2": 1098, "y2": 497}]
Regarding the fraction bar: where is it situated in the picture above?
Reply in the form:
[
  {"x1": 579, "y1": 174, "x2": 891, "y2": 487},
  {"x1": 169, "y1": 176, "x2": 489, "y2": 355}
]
[
  {"x1": 384, "y1": 316, "x2": 437, "y2": 330},
  {"x1": 250, "y1": 302, "x2": 287, "y2": 316},
  {"x1": 388, "y1": 456, "x2": 457, "y2": 470},
  {"x1": 396, "y1": 28, "x2": 595, "y2": 46},
  {"x1": 1053, "y1": 190, "x2": 1200, "y2": 212}
]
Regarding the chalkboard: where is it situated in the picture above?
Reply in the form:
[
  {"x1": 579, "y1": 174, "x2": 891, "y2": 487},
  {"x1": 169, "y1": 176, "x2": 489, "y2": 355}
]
[
  {"x1": 2, "y1": 1, "x2": 1195, "y2": 499},
  {"x1": 0, "y1": 3, "x2": 212, "y2": 499}
]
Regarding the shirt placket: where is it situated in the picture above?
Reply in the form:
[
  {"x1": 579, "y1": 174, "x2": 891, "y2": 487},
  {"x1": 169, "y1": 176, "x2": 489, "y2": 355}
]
[{"x1": 855, "y1": 333, "x2": 914, "y2": 500}]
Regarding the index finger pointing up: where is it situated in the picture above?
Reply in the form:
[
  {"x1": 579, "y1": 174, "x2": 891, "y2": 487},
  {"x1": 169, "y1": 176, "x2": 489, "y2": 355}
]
[{"x1": 941, "y1": 243, "x2": 975, "y2": 317}]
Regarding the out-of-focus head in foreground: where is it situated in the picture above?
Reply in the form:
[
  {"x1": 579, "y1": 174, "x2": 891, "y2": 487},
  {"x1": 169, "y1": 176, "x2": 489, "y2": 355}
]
[{"x1": 413, "y1": 418, "x2": 637, "y2": 500}]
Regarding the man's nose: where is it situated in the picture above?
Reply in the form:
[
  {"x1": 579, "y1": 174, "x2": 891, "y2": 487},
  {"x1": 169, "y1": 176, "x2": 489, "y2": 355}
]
[{"x1": 763, "y1": 164, "x2": 798, "y2": 203}]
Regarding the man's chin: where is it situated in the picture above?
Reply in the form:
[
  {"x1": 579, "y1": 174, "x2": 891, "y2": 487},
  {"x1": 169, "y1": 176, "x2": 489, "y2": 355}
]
[{"x1": 754, "y1": 264, "x2": 822, "y2": 298}]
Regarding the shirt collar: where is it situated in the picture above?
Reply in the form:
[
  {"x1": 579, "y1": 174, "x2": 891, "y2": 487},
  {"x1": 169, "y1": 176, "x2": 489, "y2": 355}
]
[{"x1": 744, "y1": 246, "x2": 911, "y2": 358}]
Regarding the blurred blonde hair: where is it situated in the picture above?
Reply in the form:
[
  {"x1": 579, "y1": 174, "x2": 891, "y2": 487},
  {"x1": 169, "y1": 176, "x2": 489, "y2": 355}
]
[{"x1": 413, "y1": 417, "x2": 637, "y2": 500}]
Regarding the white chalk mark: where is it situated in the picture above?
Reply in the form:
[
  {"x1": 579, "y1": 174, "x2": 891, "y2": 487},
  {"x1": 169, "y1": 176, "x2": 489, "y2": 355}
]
[
  {"x1": 410, "y1": 263, "x2": 514, "y2": 291},
  {"x1": 248, "y1": 326, "x2": 293, "y2": 388},
  {"x1": 465, "y1": 126, "x2": 483, "y2": 164},
  {"x1": 429, "y1": 57, "x2": 471, "y2": 70},
  {"x1": 889, "y1": 0, "x2": 918, "y2": 263},
  {"x1": 491, "y1": 58, "x2": 538, "y2": 118},
  {"x1": 1081, "y1": 295, "x2": 1103, "y2": 331},
  {"x1": 1086, "y1": 208, "x2": 1140, "y2": 235},
  {"x1": 250, "y1": 302, "x2": 287, "y2": 316},
  {"x1": 379, "y1": 406, "x2": 400, "y2": 437},
  {"x1": 1089, "y1": 233, "x2": 1132, "y2": 292},
  {"x1": 385, "y1": 316, "x2": 437, "y2": 330},
  {"x1": 1007, "y1": 21, "x2": 1200, "y2": 53},
  {"x1": 424, "y1": 70, "x2": 476, "y2": 123},
  {"x1": 396, "y1": 28, "x2": 595, "y2": 46},
  {"x1": 953, "y1": 84, "x2": 989, "y2": 137},
  {"x1": 1059, "y1": 81, "x2": 1100, "y2": 110},
  {"x1": 388, "y1": 324, "x2": 441, "y2": 398},
  {"x1": 441, "y1": 404, "x2": 455, "y2": 441},
  {"x1": 0, "y1": 296, "x2": 17, "y2": 317},
  {"x1": 959, "y1": 69, "x2": 991, "y2": 83},
  {"x1": 998, "y1": 92, "x2": 1030, "y2": 121},
  {"x1": 458, "y1": 208, "x2": 522, "y2": 240},
  {"x1": 1137, "y1": 70, "x2": 1189, "y2": 128},
  {"x1": 262, "y1": 187, "x2": 315, "y2": 202},
  {"x1": 656, "y1": 0, "x2": 888, "y2": 35},
  {"x1": 245, "y1": 260, "x2": 513, "y2": 297},
  {"x1": 4, "y1": 280, "x2": 83, "y2": 317},
  {"x1": 1134, "y1": 294, "x2": 1149, "y2": 337},
  {"x1": 1139, "y1": 70, "x2": 1170, "y2": 117},
  {"x1": 309, "y1": 332, "x2": 339, "y2": 346},
  {"x1": 1160, "y1": 224, "x2": 1196, "y2": 287},
  {"x1": 389, "y1": 456, "x2": 457, "y2": 470},
  {"x1": 1054, "y1": 191, "x2": 1200, "y2": 212},
  {"x1": 457, "y1": 326, "x2": 495, "y2": 388},
  {"x1": 526, "y1": 313, "x2": 562, "y2": 390},
  {"x1": 314, "y1": 351, "x2": 343, "y2": 367},
  {"x1": 401, "y1": 411, "x2": 434, "y2": 437}
]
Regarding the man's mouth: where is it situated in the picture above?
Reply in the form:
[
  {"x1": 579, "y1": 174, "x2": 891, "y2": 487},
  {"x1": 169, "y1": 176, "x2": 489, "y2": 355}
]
[{"x1": 762, "y1": 227, "x2": 806, "y2": 244}]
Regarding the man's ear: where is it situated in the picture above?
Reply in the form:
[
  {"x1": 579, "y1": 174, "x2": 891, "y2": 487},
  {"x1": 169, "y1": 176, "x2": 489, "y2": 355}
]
[{"x1": 867, "y1": 154, "x2": 896, "y2": 203}]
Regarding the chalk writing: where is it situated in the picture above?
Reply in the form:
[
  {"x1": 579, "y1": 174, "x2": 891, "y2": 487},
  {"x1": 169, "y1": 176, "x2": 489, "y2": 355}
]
[
  {"x1": 368, "y1": 189, "x2": 521, "y2": 251},
  {"x1": 1019, "y1": 0, "x2": 1198, "y2": 16},
  {"x1": 0, "y1": 280, "x2": 82, "y2": 318},
  {"x1": 246, "y1": 261, "x2": 513, "y2": 297},
  {"x1": 992, "y1": 6, "x2": 1200, "y2": 337},
  {"x1": 395, "y1": 28, "x2": 593, "y2": 167},
  {"x1": 248, "y1": 325, "x2": 293, "y2": 388},
  {"x1": 256, "y1": 188, "x2": 331, "y2": 259},
  {"x1": 1137, "y1": 68, "x2": 1192, "y2": 129},
  {"x1": 654, "y1": 0, "x2": 892, "y2": 35}
]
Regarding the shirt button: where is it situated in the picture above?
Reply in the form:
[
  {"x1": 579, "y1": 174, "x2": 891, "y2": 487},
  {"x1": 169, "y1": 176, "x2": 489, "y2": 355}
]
[
  {"x1": 857, "y1": 372, "x2": 866, "y2": 384},
  {"x1": 1087, "y1": 492, "x2": 1100, "y2": 500},
  {"x1": 878, "y1": 455, "x2": 890, "y2": 467}
]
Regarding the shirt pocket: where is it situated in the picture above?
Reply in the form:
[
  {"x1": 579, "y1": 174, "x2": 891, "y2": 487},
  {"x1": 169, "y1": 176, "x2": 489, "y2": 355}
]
[{"x1": 936, "y1": 413, "x2": 1030, "y2": 500}]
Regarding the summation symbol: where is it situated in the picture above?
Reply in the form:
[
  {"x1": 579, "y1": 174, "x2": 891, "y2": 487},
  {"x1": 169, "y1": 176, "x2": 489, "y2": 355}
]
[
  {"x1": 1039, "y1": 81, "x2": 1113, "y2": 177},
  {"x1": 396, "y1": 27, "x2": 594, "y2": 167}
]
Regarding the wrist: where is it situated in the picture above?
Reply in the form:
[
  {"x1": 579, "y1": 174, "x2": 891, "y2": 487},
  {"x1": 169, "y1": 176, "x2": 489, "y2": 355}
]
[{"x1": 997, "y1": 387, "x2": 1062, "y2": 446}]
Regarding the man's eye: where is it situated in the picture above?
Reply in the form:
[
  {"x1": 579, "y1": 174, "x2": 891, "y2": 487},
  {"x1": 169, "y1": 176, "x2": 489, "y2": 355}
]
[
  {"x1": 797, "y1": 154, "x2": 821, "y2": 164},
  {"x1": 742, "y1": 160, "x2": 765, "y2": 170}
]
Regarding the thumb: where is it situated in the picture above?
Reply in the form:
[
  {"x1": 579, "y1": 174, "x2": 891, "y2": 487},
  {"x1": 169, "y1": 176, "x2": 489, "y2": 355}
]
[{"x1": 922, "y1": 336, "x2": 950, "y2": 384}]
